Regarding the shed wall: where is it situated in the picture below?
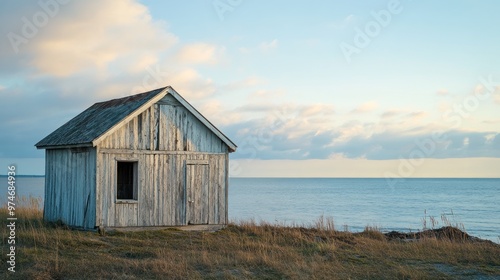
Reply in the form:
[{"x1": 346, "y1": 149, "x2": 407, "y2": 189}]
[
  {"x1": 44, "y1": 148, "x2": 96, "y2": 229},
  {"x1": 96, "y1": 151, "x2": 227, "y2": 227}
]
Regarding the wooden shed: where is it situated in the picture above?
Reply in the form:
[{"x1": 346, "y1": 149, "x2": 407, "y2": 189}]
[{"x1": 35, "y1": 86, "x2": 236, "y2": 229}]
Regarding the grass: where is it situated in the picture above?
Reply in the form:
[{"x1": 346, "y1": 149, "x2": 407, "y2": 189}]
[{"x1": 1, "y1": 200, "x2": 499, "y2": 279}]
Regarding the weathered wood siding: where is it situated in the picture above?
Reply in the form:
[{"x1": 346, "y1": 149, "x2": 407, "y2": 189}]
[
  {"x1": 186, "y1": 162, "x2": 209, "y2": 225},
  {"x1": 95, "y1": 96, "x2": 230, "y2": 227},
  {"x1": 100, "y1": 97, "x2": 228, "y2": 154},
  {"x1": 41, "y1": 91, "x2": 233, "y2": 230},
  {"x1": 44, "y1": 148, "x2": 96, "y2": 229},
  {"x1": 96, "y1": 152, "x2": 227, "y2": 227}
]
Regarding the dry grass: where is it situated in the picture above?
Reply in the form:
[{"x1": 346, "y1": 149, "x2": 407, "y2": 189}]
[{"x1": 1, "y1": 201, "x2": 499, "y2": 279}]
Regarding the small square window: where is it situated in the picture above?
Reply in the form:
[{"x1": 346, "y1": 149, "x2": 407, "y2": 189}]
[{"x1": 117, "y1": 161, "x2": 138, "y2": 200}]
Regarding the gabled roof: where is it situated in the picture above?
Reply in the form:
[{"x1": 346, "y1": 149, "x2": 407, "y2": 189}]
[{"x1": 35, "y1": 86, "x2": 237, "y2": 152}]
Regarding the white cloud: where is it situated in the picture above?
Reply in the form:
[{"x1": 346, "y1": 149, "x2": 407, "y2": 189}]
[
  {"x1": 404, "y1": 111, "x2": 426, "y2": 119},
  {"x1": 483, "y1": 120, "x2": 500, "y2": 125},
  {"x1": 259, "y1": 39, "x2": 278, "y2": 52},
  {"x1": 197, "y1": 100, "x2": 243, "y2": 126},
  {"x1": 436, "y1": 89, "x2": 449, "y2": 96},
  {"x1": 27, "y1": 0, "x2": 178, "y2": 77},
  {"x1": 329, "y1": 120, "x2": 367, "y2": 145},
  {"x1": 168, "y1": 68, "x2": 216, "y2": 100},
  {"x1": 125, "y1": 54, "x2": 159, "y2": 74},
  {"x1": 0, "y1": 0, "x2": 227, "y2": 161},
  {"x1": 300, "y1": 104, "x2": 334, "y2": 117},
  {"x1": 380, "y1": 109, "x2": 404, "y2": 118},
  {"x1": 0, "y1": 0, "x2": 229, "y2": 102},
  {"x1": 350, "y1": 101, "x2": 378, "y2": 114},
  {"x1": 379, "y1": 109, "x2": 427, "y2": 129},
  {"x1": 223, "y1": 96, "x2": 500, "y2": 161},
  {"x1": 494, "y1": 90, "x2": 500, "y2": 104},
  {"x1": 176, "y1": 43, "x2": 222, "y2": 65},
  {"x1": 238, "y1": 39, "x2": 278, "y2": 55}
]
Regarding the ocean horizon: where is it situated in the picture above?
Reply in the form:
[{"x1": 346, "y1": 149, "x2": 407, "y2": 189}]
[{"x1": 1, "y1": 176, "x2": 498, "y2": 243}]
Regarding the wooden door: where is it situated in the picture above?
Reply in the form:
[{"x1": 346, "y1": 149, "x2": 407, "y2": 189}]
[{"x1": 186, "y1": 163, "x2": 209, "y2": 225}]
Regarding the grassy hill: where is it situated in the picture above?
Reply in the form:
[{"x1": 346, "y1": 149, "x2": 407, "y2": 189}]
[{"x1": 1, "y1": 198, "x2": 499, "y2": 279}]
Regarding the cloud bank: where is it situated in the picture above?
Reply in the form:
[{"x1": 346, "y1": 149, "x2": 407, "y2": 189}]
[{"x1": 1, "y1": 0, "x2": 499, "y2": 171}]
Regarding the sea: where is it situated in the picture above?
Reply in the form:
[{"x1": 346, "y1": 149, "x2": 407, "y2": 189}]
[{"x1": 2, "y1": 176, "x2": 499, "y2": 243}]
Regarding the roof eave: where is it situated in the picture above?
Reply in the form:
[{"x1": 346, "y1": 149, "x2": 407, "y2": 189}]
[{"x1": 35, "y1": 143, "x2": 94, "y2": 150}]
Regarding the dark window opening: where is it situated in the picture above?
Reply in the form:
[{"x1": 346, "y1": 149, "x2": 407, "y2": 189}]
[{"x1": 117, "y1": 161, "x2": 137, "y2": 200}]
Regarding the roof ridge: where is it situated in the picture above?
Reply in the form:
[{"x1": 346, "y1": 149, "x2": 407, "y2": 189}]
[{"x1": 93, "y1": 86, "x2": 169, "y2": 105}]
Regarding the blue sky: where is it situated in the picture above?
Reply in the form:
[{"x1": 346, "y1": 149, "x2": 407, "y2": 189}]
[{"x1": 1, "y1": 0, "x2": 499, "y2": 177}]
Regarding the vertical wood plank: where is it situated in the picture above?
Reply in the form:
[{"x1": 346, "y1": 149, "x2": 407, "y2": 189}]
[{"x1": 224, "y1": 153, "x2": 229, "y2": 224}]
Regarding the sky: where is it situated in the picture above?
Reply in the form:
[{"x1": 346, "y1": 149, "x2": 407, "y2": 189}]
[{"x1": 1, "y1": 0, "x2": 499, "y2": 177}]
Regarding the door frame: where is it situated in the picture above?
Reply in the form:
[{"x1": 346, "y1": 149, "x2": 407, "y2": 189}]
[{"x1": 185, "y1": 159, "x2": 210, "y2": 225}]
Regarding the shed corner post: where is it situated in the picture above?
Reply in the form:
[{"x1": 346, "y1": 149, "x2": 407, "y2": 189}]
[
  {"x1": 94, "y1": 146, "x2": 103, "y2": 229},
  {"x1": 43, "y1": 149, "x2": 50, "y2": 222},
  {"x1": 225, "y1": 153, "x2": 229, "y2": 225}
]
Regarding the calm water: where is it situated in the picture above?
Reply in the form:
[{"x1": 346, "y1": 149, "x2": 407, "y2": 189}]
[
  {"x1": 1, "y1": 176, "x2": 498, "y2": 242},
  {"x1": 229, "y1": 178, "x2": 500, "y2": 243}
]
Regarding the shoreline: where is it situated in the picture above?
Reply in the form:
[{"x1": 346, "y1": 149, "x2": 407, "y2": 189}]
[
  {"x1": 1, "y1": 207, "x2": 499, "y2": 279},
  {"x1": 3, "y1": 193, "x2": 500, "y2": 244}
]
